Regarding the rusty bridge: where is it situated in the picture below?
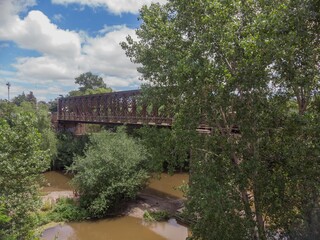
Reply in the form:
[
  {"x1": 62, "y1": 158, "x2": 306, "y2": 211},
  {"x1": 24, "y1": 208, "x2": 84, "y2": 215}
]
[{"x1": 55, "y1": 89, "x2": 174, "y2": 134}]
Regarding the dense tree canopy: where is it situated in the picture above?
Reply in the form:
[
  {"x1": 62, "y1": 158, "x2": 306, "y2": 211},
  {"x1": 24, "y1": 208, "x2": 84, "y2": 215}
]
[
  {"x1": 0, "y1": 107, "x2": 50, "y2": 239},
  {"x1": 12, "y1": 91, "x2": 36, "y2": 107},
  {"x1": 122, "y1": 0, "x2": 320, "y2": 239},
  {"x1": 69, "y1": 72, "x2": 112, "y2": 96},
  {"x1": 70, "y1": 128, "x2": 149, "y2": 218}
]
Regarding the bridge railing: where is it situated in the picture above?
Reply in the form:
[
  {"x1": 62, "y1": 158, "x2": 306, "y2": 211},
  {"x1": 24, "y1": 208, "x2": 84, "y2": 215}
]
[{"x1": 57, "y1": 89, "x2": 173, "y2": 126}]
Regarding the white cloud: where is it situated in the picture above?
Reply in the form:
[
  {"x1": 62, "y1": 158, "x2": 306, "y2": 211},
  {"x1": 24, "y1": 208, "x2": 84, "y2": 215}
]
[
  {"x1": 52, "y1": 13, "x2": 64, "y2": 22},
  {"x1": 0, "y1": 10, "x2": 81, "y2": 58},
  {"x1": 13, "y1": 56, "x2": 81, "y2": 83},
  {"x1": 98, "y1": 24, "x2": 127, "y2": 35},
  {"x1": 52, "y1": 0, "x2": 167, "y2": 14},
  {"x1": 81, "y1": 26, "x2": 139, "y2": 78},
  {"x1": 0, "y1": 0, "x2": 143, "y2": 101}
]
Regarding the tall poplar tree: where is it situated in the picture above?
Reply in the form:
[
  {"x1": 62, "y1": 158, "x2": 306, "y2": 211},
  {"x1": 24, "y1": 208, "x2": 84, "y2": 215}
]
[{"x1": 122, "y1": 0, "x2": 320, "y2": 239}]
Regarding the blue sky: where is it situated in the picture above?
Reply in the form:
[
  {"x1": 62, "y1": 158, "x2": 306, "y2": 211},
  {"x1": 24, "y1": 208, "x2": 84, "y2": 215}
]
[{"x1": 0, "y1": 0, "x2": 165, "y2": 101}]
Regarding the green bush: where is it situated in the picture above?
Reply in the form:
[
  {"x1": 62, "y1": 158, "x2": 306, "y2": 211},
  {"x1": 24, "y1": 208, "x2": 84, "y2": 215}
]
[
  {"x1": 143, "y1": 210, "x2": 170, "y2": 222},
  {"x1": 70, "y1": 128, "x2": 149, "y2": 218},
  {"x1": 53, "y1": 132, "x2": 88, "y2": 169},
  {"x1": 0, "y1": 111, "x2": 49, "y2": 239},
  {"x1": 136, "y1": 126, "x2": 189, "y2": 173},
  {"x1": 49, "y1": 198, "x2": 88, "y2": 222},
  {"x1": 37, "y1": 198, "x2": 88, "y2": 225}
]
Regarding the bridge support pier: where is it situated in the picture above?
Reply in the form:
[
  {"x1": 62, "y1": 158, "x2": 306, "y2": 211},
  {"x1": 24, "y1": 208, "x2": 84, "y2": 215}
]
[{"x1": 58, "y1": 122, "x2": 86, "y2": 135}]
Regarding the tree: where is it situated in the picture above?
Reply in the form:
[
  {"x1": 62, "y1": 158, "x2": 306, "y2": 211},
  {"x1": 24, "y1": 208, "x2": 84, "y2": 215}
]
[
  {"x1": 12, "y1": 101, "x2": 57, "y2": 160},
  {"x1": 69, "y1": 72, "x2": 112, "y2": 97},
  {"x1": 0, "y1": 201, "x2": 11, "y2": 239},
  {"x1": 12, "y1": 92, "x2": 36, "y2": 107},
  {"x1": 0, "y1": 110, "x2": 49, "y2": 239},
  {"x1": 53, "y1": 132, "x2": 88, "y2": 169},
  {"x1": 122, "y1": 1, "x2": 320, "y2": 239},
  {"x1": 70, "y1": 128, "x2": 149, "y2": 218},
  {"x1": 25, "y1": 91, "x2": 36, "y2": 106},
  {"x1": 12, "y1": 92, "x2": 27, "y2": 106}
]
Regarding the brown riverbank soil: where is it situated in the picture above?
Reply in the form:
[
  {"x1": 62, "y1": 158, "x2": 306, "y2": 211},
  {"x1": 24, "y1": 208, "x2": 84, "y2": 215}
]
[
  {"x1": 42, "y1": 190, "x2": 185, "y2": 220},
  {"x1": 125, "y1": 192, "x2": 185, "y2": 219}
]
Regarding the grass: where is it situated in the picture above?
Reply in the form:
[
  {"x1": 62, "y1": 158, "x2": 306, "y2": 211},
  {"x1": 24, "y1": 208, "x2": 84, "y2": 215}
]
[{"x1": 143, "y1": 210, "x2": 170, "y2": 222}]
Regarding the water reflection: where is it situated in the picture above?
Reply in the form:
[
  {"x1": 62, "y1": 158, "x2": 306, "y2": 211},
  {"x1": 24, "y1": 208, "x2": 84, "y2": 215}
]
[
  {"x1": 41, "y1": 216, "x2": 188, "y2": 240},
  {"x1": 145, "y1": 218, "x2": 188, "y2": 240},
  {"x1": 146, "y1": 173, "x2": 189, "y2": 198}
]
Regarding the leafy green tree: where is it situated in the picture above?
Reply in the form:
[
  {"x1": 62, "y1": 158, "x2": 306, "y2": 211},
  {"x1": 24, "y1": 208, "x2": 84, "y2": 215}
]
[
  {"x1": 70, "y1": 128, "x2": 149, "y2": 218},
  {"x1": 0, "y1": 111, "x2": 50, "y2": 239},
  {"x1": 12, "y1": 92, "x2": 27, "y2": 106},
  {"x1": 69, "y1": 72, "x2": 112, "y2": 97},
  {"x1": 12, "y1": 101, "x2": 57, "y2": 160},
  {"x1": 53, "y1": 132, "x2": 88, "y2": 169},
  {"x1": 136, "y1": 126, "x2": 189, "y2": 173},
  {"x1": 0, "y1": 201, "x2": 11, "y2": 239},
  {"x1": 122, "y1": 1, "x2": 320, "y2": 239},
  {"x1": 25, "y1": 91, "x2": 36, "y2": 106},
  {"x1": 12, "y1": 91, "x2": 37, "y2": 107},
  {"x1": 48, "y1": 99, "x2": 58, "y2": 112}
]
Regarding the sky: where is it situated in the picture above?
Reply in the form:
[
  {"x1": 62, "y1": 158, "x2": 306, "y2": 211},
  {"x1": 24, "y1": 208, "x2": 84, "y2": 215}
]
[{"x1": 0, "y1": 0, "x2": 166, "y2": 101}]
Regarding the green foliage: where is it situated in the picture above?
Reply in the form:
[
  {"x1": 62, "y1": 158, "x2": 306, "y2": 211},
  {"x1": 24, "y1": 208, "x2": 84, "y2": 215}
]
[
  {"x1": 36, "y1": 198, "x2": 89, "y2": 227},
  {"x1": 75, "y1": 72, "x2": 106, "y2": 91},
  {"x1": 0, "y1": 202, "x2": 11, "y2": 239},
  {"x1": 70, "y1": 128, "x2": 149, "y2": 218},
  {"x1": 69, "y1": 87, "x2": 112, "y2": 97},
  {"x1": 143, "y1": 210, "x2": 170, "y2": 222},
  {"x1": 12, "y1": 91, "x2": 36, "y2": 107},
  {"x1": 69, "y1": 72, "x2": 112, "y2": 97},
  {"x1": 0, "y1": 111, "x2": 50, "y2": 239},
  {"x1": 53, "y1": 132, "x2": 88, "y2": 169},
  {"x1": 1, "y1": 101, "x2": 58, "y2": 161},
  {"x1": 136, "y1": 126, "x2": 189, "y2": 173},
  {"x1": 45, "y1": 198, "x2": 88, "y2": 223},
  {"x1": 122, "y1": 0, "x2": 320, "y2": 239}
]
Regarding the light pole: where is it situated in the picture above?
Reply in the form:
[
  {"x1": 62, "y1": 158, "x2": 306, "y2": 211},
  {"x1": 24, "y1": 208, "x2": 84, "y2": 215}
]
[{"x1": 6, "y1": 82, "x2": 11, "y2": 101}]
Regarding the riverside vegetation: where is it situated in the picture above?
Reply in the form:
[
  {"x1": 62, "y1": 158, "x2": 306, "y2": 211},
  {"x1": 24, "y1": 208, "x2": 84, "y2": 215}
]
[{"x1": 1, "y1": 1, "x2": 320, "y2": 239}]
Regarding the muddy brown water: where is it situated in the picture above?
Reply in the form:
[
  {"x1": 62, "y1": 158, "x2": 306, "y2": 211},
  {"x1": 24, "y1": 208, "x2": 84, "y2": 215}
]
[
  {"x1": 41, "y1": 171, "x2": 189, "y2": 240},
  {"x1": 146, "y1": 173, "x2": 189, "y2": 199},
  {"x1": 42, "y1": 171, "x2": 73, "y2": 192}
]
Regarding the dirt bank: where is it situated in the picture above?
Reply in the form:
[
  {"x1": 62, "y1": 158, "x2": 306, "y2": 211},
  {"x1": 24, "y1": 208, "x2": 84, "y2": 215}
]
[
  {"x1": 42, "y1": 190, "x2": 185, "y2": 220},
  {"x1": 125, "y1": 192, "x2": 185, "y2": 218}
]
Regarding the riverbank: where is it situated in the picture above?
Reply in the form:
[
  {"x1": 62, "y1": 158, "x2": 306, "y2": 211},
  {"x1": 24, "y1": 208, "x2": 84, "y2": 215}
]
[
  {"x1": 41, "y1": 188, "x2": 185, "y2": 220},
  {"x1": 40, "y1": 171, "x2": 189, "y2": 240}
]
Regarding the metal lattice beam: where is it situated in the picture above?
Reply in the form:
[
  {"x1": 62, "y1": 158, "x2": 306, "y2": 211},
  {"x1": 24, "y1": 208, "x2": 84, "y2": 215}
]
[{"x1": 57, "y1": 90, "x2": 173, "y2": 126}]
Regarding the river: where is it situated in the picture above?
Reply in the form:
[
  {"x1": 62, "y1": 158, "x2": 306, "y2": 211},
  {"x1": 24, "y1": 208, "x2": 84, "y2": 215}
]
[{"x1": 41, "y1": 171, "x2": 189, "y2": 240}]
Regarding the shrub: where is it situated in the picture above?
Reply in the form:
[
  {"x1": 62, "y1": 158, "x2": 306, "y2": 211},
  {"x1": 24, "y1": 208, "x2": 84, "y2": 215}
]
[
  {"x1": 70, "y1": 128, "x2": 149, "y2": 218},
  {"x1": 53, "y1": 132, "x2": 88, "y2": 169},
  {"x1": 143, "y1": 210, "x2": 170, "y2": 222},
  {"x1": 49, "y1": 198, "x2": 88, "y2": 222}
]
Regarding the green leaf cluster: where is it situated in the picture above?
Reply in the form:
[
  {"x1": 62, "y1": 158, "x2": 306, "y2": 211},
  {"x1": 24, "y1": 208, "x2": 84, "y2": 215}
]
[
  {"x1": 143, "y1": 210, "x2": 170, "y2": 222},
  {"x1": 136, "y1": 126, "x2": 190, "y2": 173},
  {"x1": 0, "y1": 111, "x2": 50, "y2": 239},
  {"x1": 70, "y1": 128, "x2": 149, "y2": 218},
  {"x1": 38, "y1": 198, "x2": 89, "y2": 224},
  {"x1": 68, "y1": 72, "x2": 112, "y2": 97},
  {"x1": 53, "y1": 132, "x2": 88, "y2": 169}
]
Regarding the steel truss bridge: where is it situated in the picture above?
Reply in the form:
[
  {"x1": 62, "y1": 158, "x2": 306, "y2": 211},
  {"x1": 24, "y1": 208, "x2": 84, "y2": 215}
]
[{"x1": 55, "y1": 89, "x2": 176, "y2": 134}]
